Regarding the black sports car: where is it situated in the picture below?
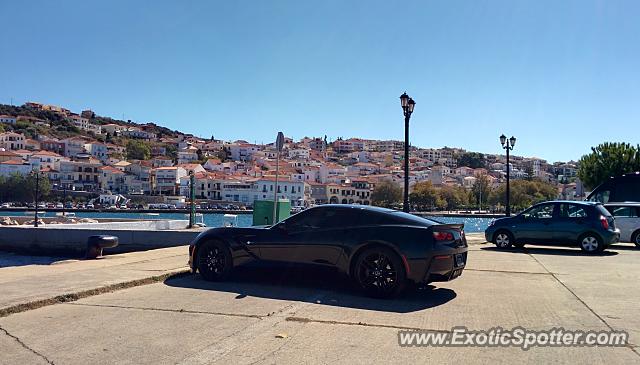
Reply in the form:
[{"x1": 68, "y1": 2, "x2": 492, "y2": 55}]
[{"x1": 188, "y1": 205, "x2": 467, "y2": 298}]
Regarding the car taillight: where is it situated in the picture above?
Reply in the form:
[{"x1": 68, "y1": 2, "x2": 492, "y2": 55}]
[
  {"x1": 433, "y1": 231, "x2": 454, "y2": 241},
  {"x1": 600, "y1": 215, "x2": 609, "y2": 230}
]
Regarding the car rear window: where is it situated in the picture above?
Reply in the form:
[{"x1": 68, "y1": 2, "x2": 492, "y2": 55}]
[{"x1": 596, "y1": 204, "x2": 613, "y2": 217}]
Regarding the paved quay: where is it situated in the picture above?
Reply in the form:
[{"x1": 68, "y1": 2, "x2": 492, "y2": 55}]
[{"x1": 1, "y1": 233, "x2": 639, "y2": 364}]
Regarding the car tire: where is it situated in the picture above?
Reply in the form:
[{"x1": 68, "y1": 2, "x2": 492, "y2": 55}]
[
  {"x1": 493, "y1": 230, "x2": 514, "y2": 249},
  {"x1": 197, "y1": 240, "x2": 233, "y2": 281},
  {"x1": 352, "y1": 246, "x2": 406, "y2": 299},
  {"x1": 579, "y1": 233, "x2": 604, "y2": 253},
  {"x1": 631, "y1": 230, "x2": 640, "y2": 248}
]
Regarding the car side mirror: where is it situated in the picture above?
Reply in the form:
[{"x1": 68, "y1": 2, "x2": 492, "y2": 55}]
[{"x1": 275, "y1": 221, "x2": 288, "y2": 233}]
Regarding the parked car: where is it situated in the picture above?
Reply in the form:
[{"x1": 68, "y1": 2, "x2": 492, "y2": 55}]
[
  {"x1": 604, "y1": 203, "x2": 640, "y2": 246},
  {"x1": 0, "y1": 203, "x2": 10, "y2": 209},
  {"x1": 189, "y1": 205, "x2": 468, "y2": 298},
  {"x1": 485, "y1": 201, "x2": 620, "y2": 253},
  {"x1": 55, "y1": 203, "x2": 64, "y2": 209},
  {"x1": 587, "y1": 172, "x2": 640, "y2": 203},
  {"x1": 86, "y1": 203, "x2": 95, "y2": 209}
]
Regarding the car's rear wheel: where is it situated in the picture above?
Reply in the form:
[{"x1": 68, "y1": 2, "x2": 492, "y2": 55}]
[
  {"x1": 197, "y1": 240, "x2": 232, "y2": 281},
  {"x1": 353, "y1": 246, "x2": 406, "y2": 299},
  {"x1": 579, "y1": 234, "x2": 603, "y2": 253},
  {"x1": 493, "y1": 230, "x2": 514, "y2": 248},
  {"x1": 631, "y1": 230, "x2": 640, "y2": 248}
]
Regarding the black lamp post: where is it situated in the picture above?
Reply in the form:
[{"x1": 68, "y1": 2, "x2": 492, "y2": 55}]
[
  {"x1": 31, "y1": 170, "x2": 44, "y2": 227},
  {"x1": 400, "y1": 92, "x2": 416, "y2": 213},
  {"x1": 499, "y1": 134, "x2": 517, "y2": 216}
]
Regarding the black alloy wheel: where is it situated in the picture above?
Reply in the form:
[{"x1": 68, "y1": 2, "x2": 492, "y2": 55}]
[
  {"x1": 354, "y1": 247, "x2": 406, "y2": 298},
  {"x1": 198, "y1": 241, "x2": 232, "y2": 281}
]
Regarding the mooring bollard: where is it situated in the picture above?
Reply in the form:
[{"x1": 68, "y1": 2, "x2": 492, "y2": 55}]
[{"x1": 85, "y1": 235, "x2": 119, "y2": 259}]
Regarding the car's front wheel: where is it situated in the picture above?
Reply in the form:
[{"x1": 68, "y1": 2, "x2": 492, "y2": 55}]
[
  {"x1": 631, "y1": 230, "x2": 640, "y2": 248},
  {"x1": 493, "y1": 231, "x2": 514, "y2": 249},
  {"x1": 353, "y1": 246, "x2": 406, "y2": 299},
  {"x1": 197, "y1": 240, "x2": 233, "y2": 281},
  {"x1": 579, "y1": 234, "x2": 604, "y2": 253}
]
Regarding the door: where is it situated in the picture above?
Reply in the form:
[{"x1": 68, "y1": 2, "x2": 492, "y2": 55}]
[
  {"x1": 256, "y1": 208, "x2": 343, "y2": 265},
  {"x1": 514, "y1": 203, "x2": 556, "y2": 243},
  {"x1": 608, "y1": 205, "x2": 640, "y2": 242},
  {"x1": 554, "y1": 203, "x2": 590, "y2": 244}
]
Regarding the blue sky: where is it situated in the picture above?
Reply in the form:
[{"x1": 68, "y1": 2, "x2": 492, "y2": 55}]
[{"x1": 1, "y1": 1, "x2": 639, "y2": 162}]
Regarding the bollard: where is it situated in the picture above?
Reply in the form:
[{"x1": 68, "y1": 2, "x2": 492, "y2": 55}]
[{"x1": 85, "y1": 235, "x2": 119, "y2": 259}]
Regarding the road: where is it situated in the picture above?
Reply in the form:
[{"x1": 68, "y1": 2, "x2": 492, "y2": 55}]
[{"x1": 1, "y1": 238, "x2": 639, "y2": 364}]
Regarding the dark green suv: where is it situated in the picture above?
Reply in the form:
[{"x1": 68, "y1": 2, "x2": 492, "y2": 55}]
[{"x1": 485, "y1": 201, "x2": 620, "y2": 253}]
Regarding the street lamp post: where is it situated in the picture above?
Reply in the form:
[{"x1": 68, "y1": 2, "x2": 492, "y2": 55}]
[
  {"x1": 400, "y1": 92, "x2": 416, "y2": 213},
  {"x1": 272, "y1": 132, "x2": 285, "y2": 224},
  {"x1": 32, "y1": 171, "x2": 43, "y2": 227},
  {"x1": 499, "y1": 134, "x2": 517, "y2": 216}
]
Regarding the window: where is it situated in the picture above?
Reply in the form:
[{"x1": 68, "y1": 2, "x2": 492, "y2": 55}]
[
  {"x1": 559, "y1": 204, "x2": 588, "y2": 218},
  {"x1": 608, "y1": 206, "x2": 639, "y2": 217},
  {"x1": 522, "y1": 204, "x2": 555, "y2": 219}
]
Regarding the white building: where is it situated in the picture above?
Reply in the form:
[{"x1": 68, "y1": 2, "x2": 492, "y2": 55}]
[
  {"x1": 120, "y1": 128, "x2": 156, "y2": 140},
  {"x1": 62, "y1": 138, "x2": 87, "y2": 157},
  {"x1": 229, "y1": 143, "x2": 260, "y2": 161},
  {"x1": 29, "y1": 151, "x2": 66, "y2": 171},
  {"x1": 0, "y1": 115, "x2": 17, "y2": 125},
  {"x1": 0, "y1": 132, "x2": 26, "y2": 150},
  {"x1": 287, "y1": 148, "x2": 310, "y2": 160},
  {"x1": 0, "y1": 160, "x2": 33, "y2": 176},
  {"x1": 154, "y1": 166, "x2": 187, "y2": 195},
  {"x1": 68, "y1": 115, "x2": 102, "y2": 134},
  {"x1": 84, "y1": 142, "x2": 109, "y2": 162},
  {"x1": 177, "y1": 146, "x2": 199, "y2": 164}
]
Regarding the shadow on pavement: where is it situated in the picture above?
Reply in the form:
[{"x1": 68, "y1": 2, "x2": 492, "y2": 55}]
[
  {"x1": 164, "y1": 263, "x2": 457, "y2": 313},
  {"x1": 607, "y1": 244, "x2": 640, "y2": 251},
  {"x1": 480, "y1": 246, "x2": 619, "y2": 256},
  {"x1": 0, "y1": 251, "x2": 75, "y2": 268}
]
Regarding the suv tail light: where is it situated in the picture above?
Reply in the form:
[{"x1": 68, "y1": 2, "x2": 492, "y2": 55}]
[
  {"x1": 433, "y1": 231, "x2": 454, "y2": 241},
  {"x1": 600, "y1": 215, "x2": 609, "y2": 230}
]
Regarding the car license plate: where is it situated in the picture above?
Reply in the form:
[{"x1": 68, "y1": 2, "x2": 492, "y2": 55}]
[{"x1": 455, "y1": 253, "x2": 465, "y2": 267}]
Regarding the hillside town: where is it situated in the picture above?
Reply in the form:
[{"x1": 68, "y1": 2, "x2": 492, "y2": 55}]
[{"x1": 0, "y1": 102, "x2": 582, "y2": 208}]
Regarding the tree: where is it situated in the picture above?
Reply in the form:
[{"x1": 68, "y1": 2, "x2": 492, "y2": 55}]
[
  {"x1": 410, "y1": 181, "x2": 445, "y2": 211},
  {"x1": 489, "y1": 179, "x2": 557, "y2": 212},
  {"x1": 439, "y1": 185, "x2": 470, "y2": 210},
  {"x1": 577, "y1": 142, "x2": 640, "y2": 190},
  {"x1": 471, "y1": 174, "x2": 492, "y2": 208},
  {"x1": 126, "y1": 140, "x2": 151, "y2": 160},
  {"x1": 371, "y1": 181, "x2": 402, "y2": 208},
  {"x1": 457, "y1": 152, "x2": 486, "y2": 169},
  {"x1": 0, "y1": 173, "x2": 51, "y2": 203}
]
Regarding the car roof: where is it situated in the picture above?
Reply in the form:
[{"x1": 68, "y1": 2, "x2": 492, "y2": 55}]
[
  {"x1": 604, "y1": 202, "x2": 640, "y2": 206},
  {"x1": 307, "y1": 204, "x2": 396, "y2": 213},
  {"x1": 535, "y1": 200, "x2": 600, "y2": 206}
]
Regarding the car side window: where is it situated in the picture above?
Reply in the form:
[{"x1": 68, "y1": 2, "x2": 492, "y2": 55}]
[
  {"x1": 284, "y1": 209, "x2": 323, "y2": 231},
  {"x1": 559, "y1": 204, "x2": 588, "y2": 218},
  {"x1": 523, "y1": 204, "x2": 554, "y2": 219},
  {"x1": 610, "y1": 206, "x2": 636, "y2": 218}
]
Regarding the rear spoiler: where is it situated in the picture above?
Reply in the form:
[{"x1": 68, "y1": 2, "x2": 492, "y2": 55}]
[{"x1": 432, "y1": 223, "x2": 464, "y2": 231}]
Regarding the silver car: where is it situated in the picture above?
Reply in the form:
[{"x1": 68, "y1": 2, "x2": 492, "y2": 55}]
[{"x1": 605, "y1": 203, "x2": 640, "y2": 246}]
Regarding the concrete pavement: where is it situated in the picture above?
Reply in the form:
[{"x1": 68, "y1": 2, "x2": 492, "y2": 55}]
[
  {"x1": 1, "y1": 234, "x2": 639, "y2": 364},
  {"x1": 0, "y1": 246, "x2": 189, "y2": 316}
]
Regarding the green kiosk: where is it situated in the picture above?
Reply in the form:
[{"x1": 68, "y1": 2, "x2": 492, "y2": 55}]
[{"x1": 252, "y1": 199, "x2": 291, "y2": 226}]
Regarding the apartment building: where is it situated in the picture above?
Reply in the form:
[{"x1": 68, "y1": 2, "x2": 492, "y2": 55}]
[{"x1": 0, "y1": 132, "x2": 26, "y2": 150}]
